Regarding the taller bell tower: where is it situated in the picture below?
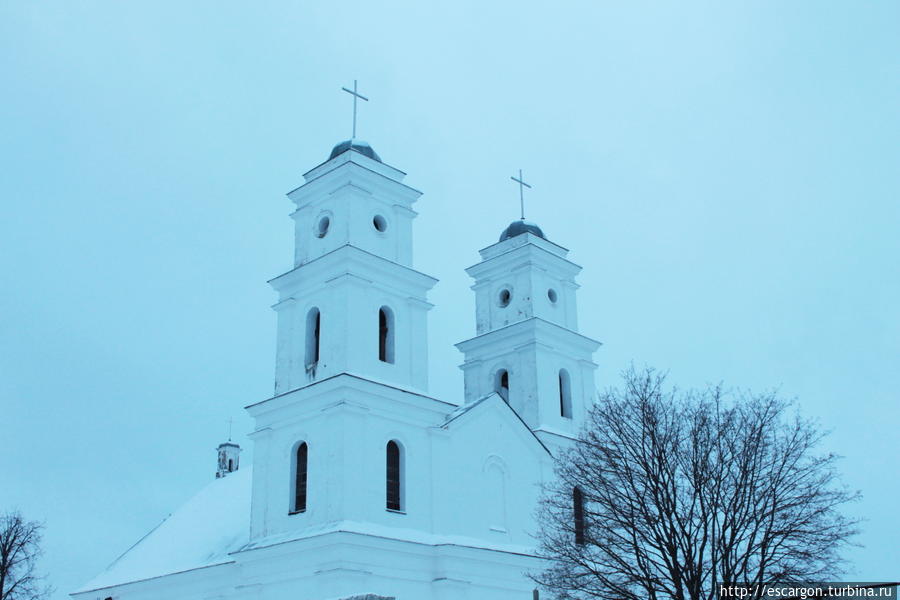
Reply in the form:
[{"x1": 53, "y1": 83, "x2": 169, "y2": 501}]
[
  {"x1": 247, "y1": 139, "x2": 443, "y2": 543},
  {"x1": 271, "y1": 140, "x2": 436, "y2": 395},
  {"x1": 456, "y1": 220, "x2": 600, "y2": 451}
]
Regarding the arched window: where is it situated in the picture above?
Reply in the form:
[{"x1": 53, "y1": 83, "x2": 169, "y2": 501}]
[
  {"x1": 559, "y1": 369, "x2": 572, "y2": 418},
  {"x1": 496, "y1": 369, "x2": 509, "y2": 403},
  {"x1": 293, "y1": 442, "x2": 308, "y2": 513},
  {"x1": 305, "y1": 308, "x2": 320, "y2": 371},
  {"x1": 386, "y1": 440, "x2": 403, "y2": 511},
  {"x1": 573, "y1": 486, "x2": 585, "y2": 544},
  {"x1": 485, "y1": 458, "x2": 507, "y2": 532},
  {"x1": 227, "y1": 459, "x2": 234, "y2": 471},
  {"x1": 378, "y1": 306, "x2": 395, "y2": 364}
]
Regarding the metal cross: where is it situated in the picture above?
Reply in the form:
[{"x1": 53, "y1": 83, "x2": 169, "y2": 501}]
[
  {"x1": 341, "y1": 79, "x2": 369, "y2": 139},
  {"x1": 510, "y1": 169, "x2": 532, "y2": 220},
  {"x1": 227, "y1": 417, "x2": 233, "y2": 441}
]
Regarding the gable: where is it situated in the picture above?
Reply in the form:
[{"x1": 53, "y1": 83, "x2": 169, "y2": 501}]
[{"x1": 440, "y1": 392, "x2": 552, "y2": 460}]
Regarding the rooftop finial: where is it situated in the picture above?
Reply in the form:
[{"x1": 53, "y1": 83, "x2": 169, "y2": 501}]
[
  {"x1": 510, "y1": 169, "x2": 532, "y2": 220},
  {"x1": 341, "y1": 79, "x2": 369, "y2": 140},
  {"x1": 227, "y1": 417, "x2": 233, "y2": 442}
]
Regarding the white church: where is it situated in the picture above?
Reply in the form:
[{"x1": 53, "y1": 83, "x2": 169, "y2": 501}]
[{"x1": 72, "y1": 132, "x2": 600, "y2": 600}]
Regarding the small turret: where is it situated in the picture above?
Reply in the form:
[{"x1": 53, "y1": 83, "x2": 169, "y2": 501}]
[{"x1": 216, "y1": 441, "x2": 240, "y2": 479}]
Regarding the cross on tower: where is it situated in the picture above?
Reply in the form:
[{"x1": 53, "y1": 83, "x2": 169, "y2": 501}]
[
  {"x1": 341, "y1": 79, "x2": 369, "y2": 140},
  {"x1": 510, "y1": 169, "x2": 532, "y2": 220},
  {"x1": 227, "y1": 417, "x2": 233, "y2": 442}
]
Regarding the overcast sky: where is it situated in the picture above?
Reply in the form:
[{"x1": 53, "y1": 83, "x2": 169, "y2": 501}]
[{"x1": 1, "y1": 2, "x2": 897, "y2": 597}]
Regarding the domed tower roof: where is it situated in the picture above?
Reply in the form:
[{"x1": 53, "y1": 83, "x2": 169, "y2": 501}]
[
  {"x1": 329, "y1": 139, "x2": 382, "y2": 162},
  {"x1": 499, "y1": 219, "x2": 546, "y2": 242}
]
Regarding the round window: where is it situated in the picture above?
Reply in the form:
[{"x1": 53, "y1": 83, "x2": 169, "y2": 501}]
[
  {"x1": 548, "y1": 289, "x2": 558, "y2": 303},
  {"x1": 498, "y1": 288, "x2": 512, "y2": 307},
  {"x1": 373, "y1": 215, "x2": 388, "y2": 232},
  {"x1": 315, "y1": 215, "x2": 330, "y2": 238}
]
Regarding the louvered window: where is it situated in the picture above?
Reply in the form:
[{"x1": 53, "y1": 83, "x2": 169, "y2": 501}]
[
  {"x1": 294, "y1": 442, "x2": 308, "y2": 512},
  {"x1": 386, "y1": 441, "x2": 402, "y2": 511}
]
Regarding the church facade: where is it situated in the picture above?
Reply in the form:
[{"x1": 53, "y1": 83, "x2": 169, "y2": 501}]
[{"x1": 73, "y1": 139, "x2": 600, "y2": 600}]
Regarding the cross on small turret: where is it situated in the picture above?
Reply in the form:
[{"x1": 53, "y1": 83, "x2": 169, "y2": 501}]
[
  {"x1": 341, "y1": 79, "x2": 369, "y2": 140},
  {"x1": 510, "y1": 169, "x2": 532, "y2": 220}
]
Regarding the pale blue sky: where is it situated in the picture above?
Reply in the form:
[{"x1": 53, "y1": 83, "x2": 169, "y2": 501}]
[{"x1": 1, "y1": 2, "x2": 897, "y2": 597}]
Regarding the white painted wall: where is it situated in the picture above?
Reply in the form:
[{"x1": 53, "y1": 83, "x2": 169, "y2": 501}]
[{"x1": 72, "y1": 146, "x2": 599, "y2": 600}]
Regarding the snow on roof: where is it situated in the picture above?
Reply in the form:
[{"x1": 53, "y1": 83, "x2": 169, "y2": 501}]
[
  {"x1": 77, "y1": 467, "x2": 252, "y2": 593},
  {"x1": 440, "y1": 393, "x2": 492, "y2": 426}
]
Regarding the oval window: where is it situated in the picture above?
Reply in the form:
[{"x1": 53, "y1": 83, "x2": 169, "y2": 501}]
[
  {"x1": 316, "y1": 215, "x2": 330, "y2": 238},
  {"x1": 498, "y1": 289, "x2": 512, "y2": 307}
]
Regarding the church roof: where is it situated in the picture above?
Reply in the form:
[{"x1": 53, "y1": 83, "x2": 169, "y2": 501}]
[
  {"x1": 77, "y1": 467, "x2": 252, "y2": 593},
  {"x1": 499, "y1": 219, "x2": 545, "y2": 242},
  {"x1": 329, "y1": 139, "x2": 382, "y2": 162}
]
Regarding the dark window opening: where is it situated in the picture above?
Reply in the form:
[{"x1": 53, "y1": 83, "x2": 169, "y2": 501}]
[
  {"x1": 294, "y1": 442, "x2": 308, "y2": 512},
  {"x1": 378, "y1": 306, "x2": 395, "y2": 363},
  {"x1": 496, "y1": 369, "x2": 510, "y2": 403},
  {"x1": 574, "y1": 486, "x2": 585, "y2": 544},
  {"x1": 559, "y1": 369, "x2": 572, "y2": 418},
  {"x1": 498, "y1": 288, "x2": 511, "y2": 307},
  {"x1": 386, "y1": 440, "x2": 402, "y2": 511},
  {"x1": 305, "y1": 308, "x2": 320, "y2": 371},
  {"x1": 227, "y1": 459, "x2": 233, "y2": 471}
]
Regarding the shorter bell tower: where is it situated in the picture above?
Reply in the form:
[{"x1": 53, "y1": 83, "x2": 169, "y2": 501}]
[{"x1": 456, "y1": 220, "x2": 600, "y2": 451}]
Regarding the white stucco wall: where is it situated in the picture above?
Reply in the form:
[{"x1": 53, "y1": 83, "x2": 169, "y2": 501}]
[{"x1": 73, "y1": 145, "x2": 599, "y2": 600}]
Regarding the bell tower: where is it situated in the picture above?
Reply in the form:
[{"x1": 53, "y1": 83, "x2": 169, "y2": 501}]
[
  {"x1": 246, "y1": 138, "x2": 445, "y2": 543},
  {"x1": 270, "y1": 140, "x2": 437, "y2": 395},
  {"x1": 456, "y1": 220, "x2": 600, "y2": 451}
]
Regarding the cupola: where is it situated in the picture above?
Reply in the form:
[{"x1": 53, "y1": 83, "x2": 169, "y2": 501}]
[
  {"x1": 329, "y1": 139, "x2": 382, "y2": 162},
  {"x1": 216, "y1": 441, "x2": 241, "y2": 479},
  {"x1": 499, "y1": 219, "x2": 546, "y2": 241}
]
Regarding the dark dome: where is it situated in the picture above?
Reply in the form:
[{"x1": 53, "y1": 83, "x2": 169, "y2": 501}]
[
  {"x1": 329, "y1": 139, "x2": 382, "y2": 162},
  {"x1": 499, "y1": 220, "x2": 546, "y2": 242}
]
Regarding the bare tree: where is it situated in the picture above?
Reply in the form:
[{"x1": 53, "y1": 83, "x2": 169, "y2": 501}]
[
  {"x1": 534, "y1": 367, "x2": 860, "y2": 600},
  {"x1": 0, "y1": 511, "x2": 51, "y2": 600}
]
